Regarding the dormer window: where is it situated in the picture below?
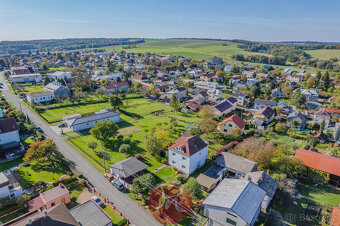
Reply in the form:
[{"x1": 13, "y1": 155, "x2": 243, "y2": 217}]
[{"x1": 176, "y1": 147, "x2": 182, "y2": 152}]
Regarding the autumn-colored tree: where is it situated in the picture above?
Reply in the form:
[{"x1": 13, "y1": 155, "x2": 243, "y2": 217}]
[
  {"x1": 282, "y1": 86, "x2": 293, "y2": 98},
  {"x1": 230, "y1": 128, "x2": 242, "y2": 140},
  {"x1": 90, "y1": 120, "x2": 119, "y2": 144},
  {"x1": 232, "y1": 137, "x2": 276, "y2": 169},
  {"x1": 198, "y1": 106, "x2": 217, "y2": 134},
  {"x1": 275, "y1": 123, "x2": 287, "y2": 134},
  {"x1": 23, "y1": 139, "x2": 57, "y2": 162}
]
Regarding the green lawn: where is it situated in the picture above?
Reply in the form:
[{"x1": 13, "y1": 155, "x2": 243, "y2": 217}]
[
  {"x1": 68, "y1": 183, "x2": 85, "y2": 200},
  {"x1": 298, "y1": 184, "x2": 340, "y2": 206},
  {"x1": 266, "y1": 134, "x2": 307, "y2": 149},
  {"x1": 48, "y1": 66, "x2": 66, "y2": 71},
  {"x1": 15, "y1": 161, "x2": 68, "y2": 188},
  {"x1": 17, "y1": 84, "x2": 45, "y2": 93},
  {"x1": 154, "y1": 167, "x2": 177, "y2": 183},
  {"x1": 64, "y1": 98, "x2": 200, "y2": 172},
  {"x1": 306, "y1": 49, "x2": 340, "y2": 60},
  {"x1": 103, "y1": 206, "x2": 125, "y2": 225},
  {"x1": 0, "y1": 158, "x2": 23, "y2": 172}
]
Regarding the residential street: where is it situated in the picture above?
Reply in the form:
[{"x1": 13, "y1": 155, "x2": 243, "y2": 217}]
[{"x1": 0, "y1": 74, "x2": 161, "y2": 226}]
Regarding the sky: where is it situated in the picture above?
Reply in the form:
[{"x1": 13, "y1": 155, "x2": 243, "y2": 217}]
[{"x1": 1, "y1": 0, "x2": 340, "y2": 42}]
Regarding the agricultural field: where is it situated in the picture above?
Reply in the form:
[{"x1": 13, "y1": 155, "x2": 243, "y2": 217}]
[
  {"x1": 99, "y1": 39, "x2": 272, "y2": 61},
  {"x1": 306, "y1": 49, "x2": 340, "y2": 60}
]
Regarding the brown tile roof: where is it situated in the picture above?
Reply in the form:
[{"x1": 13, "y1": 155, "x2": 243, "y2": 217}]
[
  {"x1": 0, "y1": 118, "x2": 19, "y2": 134},
  {"x1": 169, "y1": 135, "x2": 208, "y2": 157},
  {"x1": 330, "y1": 207, "x2": 340, "y2": 226}
]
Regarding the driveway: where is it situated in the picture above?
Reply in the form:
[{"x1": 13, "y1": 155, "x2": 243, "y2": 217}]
[{"x1": 0, "y1": 74, "x2": 160, "y2": 226}]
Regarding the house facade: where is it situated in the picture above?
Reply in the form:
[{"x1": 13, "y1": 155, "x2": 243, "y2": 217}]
[
  {"x1": 314, "y1": 109, "x2": 331, "y2": 128},
  {"x1": 27, "y1": 91, "x2": 55, "y2": 103},
  {"x1": 287, "y1": 111, "x2": 307, "y2": 128},
  {"x1": 44, "y1": 82, "x2": 71, "y2": 98},
  {"x1": 301, "y1": 89, "x2": 319, "y2": 102},
  {"x1": 0, "y1": 171, "x2": 24, "y2": 199},
  {"x1": 217, "y1": 114, "x2": 245, "y2": 135},
  {"x1": 66, "y1": 109, "x2": 121, "y2": 131},
  {"x1": 168, "y1": 135, "x2": 209, "y2": 175},
  {"x1": 100, "y1": 81, "x2": 129, "y2": 94},
  {"x1": 9, "y1": 73, "x2": 42, "y2": 83}
]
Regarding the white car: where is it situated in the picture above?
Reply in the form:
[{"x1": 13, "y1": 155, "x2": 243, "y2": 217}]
[{"x1": 91, "y1": 195, "x2": 104, "y2": 207}]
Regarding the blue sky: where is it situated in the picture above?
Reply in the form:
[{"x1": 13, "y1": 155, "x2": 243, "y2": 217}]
[{"x1": 1, "y1": 0, "x2": 340, "y2": 41}]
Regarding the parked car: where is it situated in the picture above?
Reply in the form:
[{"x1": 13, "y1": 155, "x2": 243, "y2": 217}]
[
  {"x1": 22, "y1": 162, "x2": 30, "y2": 167},
  {"x1": 91, "y1": 195, "x2": 104, "y2": 207},
  {"x1": 57, "y1": 123, "x2": 67, "y2": 128},
  {"x1": 104, "y1": 173, "x2": 114, "y2": 182},
  {"x1": 111, "y1": 180, "x2": 124, "y2": 191}
]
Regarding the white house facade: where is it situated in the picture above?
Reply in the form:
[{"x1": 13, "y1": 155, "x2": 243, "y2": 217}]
[
  {"x1": 27, "y1": 92, "x2": 55, "y2": 103},
  {"x1": 168, "y1": 136, "x2": 209, "y2": 175}
]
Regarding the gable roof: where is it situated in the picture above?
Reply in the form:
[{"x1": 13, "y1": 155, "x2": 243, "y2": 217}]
[
  {"x1": 294, "y1": 149, "x2": 340, "y2": 176},
  {"x1": 315, "y1": 109, "x2": 331, "y2": 117},
  {"x1": 243, "y1": 171, "x2": 278, "y2": 199},
  {"x1": 320, "y1": 107, "x2": 340, "y2": 114},
  {"x1": 169, "y1": 135, "x2": 208, "y2": 157},
  {"x1": 70, "y1": 109, "x2": 120, "y2": 126},
  {"x1": 218, "y1": 114, "x2": 245, "y2": 129},
  {"x1": 0, "y1": 118, "x2": 19, "y2": 134},
  {"x1": 254, "y1": 99, "x2": 276, "y2": 106},
  {"x1": 255, "y1": 107, "x2": 275, "y2": 119},
  {"x1": 109, "y1": 157, "x2": 148, "y2": 178},
  {"x1": 215, "y1": 152, "x2": 258, "y2": 174},
  {"x1": 227, "y1": 96, "x2": 238, "y2": 104},
  {"x1": 214, "y1": 100, "x2": 232, "y2": 113},
  {"x1": 288, "y1": 111, "x2": 307, "y2": 123},
  {"x1": 330, "y1": 207, "x2": 340, "y2": 226},
  {"x1": 203, "y1": 179, "x2": 266, "y2": 224},
  {"x1": 102, "y1": 81, "x2": 129, "y2": 89},
  {"x1": 70, "y1": 200, "x2": 112, "y2": 226},
  {"x1": 27, "y1": 91, "x2": 54, "y2": 98}
]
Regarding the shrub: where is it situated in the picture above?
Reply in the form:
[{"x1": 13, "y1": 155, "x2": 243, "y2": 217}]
[
  {"x1": 61, "y1": 175, "x2": 72, "y2": 184},
  {"x1": 52, "y1": 180, "x2": 60, "y2": 187},
  {"x1": 135, "y1": 154, "x2": 143, "y2": 160}
]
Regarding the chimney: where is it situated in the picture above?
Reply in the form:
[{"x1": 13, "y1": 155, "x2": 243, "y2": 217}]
[
  {"x1": 248, "y1": 176, "x2": 251, "y2": 181},
  {"x1": 43, "y1": 209, "x2": 48, "y2": 218}
]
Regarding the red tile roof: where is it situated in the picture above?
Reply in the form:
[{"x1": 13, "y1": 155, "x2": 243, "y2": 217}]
[
  {"x1": 330, "y1": 207, "x2": 340, "y2": 226},
  {"x1": 218, "y1": 114, "x2": 245, "y2": 129},
  {"x1": 102, "y1": 81, "x2": 129, "y2": 89},
  {"x1": 294, "y1": 149, "x2": 340, "y2": 176},
  {"x1": 320, "y1": 107, "x2": 340, "y2": 114},
  {"x1": 169, "y1": 135, "x2": 208, "y2": 157}
]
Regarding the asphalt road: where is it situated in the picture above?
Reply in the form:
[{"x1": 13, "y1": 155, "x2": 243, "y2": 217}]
[{"x1": 0, "y1": 74, "x2": 161, "y2": 226}]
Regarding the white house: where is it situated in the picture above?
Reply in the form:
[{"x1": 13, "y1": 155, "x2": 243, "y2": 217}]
[
  {"x1": 207, "y1": 89, "x2": 222, "y2": 100},
  {"x1": 66, "y1": 109, "x2": 121, "y2": 131},
  {"x1": 0, "y1": 171, "x2": 24, "y2": 199},
  {"x1": 92, "y1": 72, "x2": 123, "y2": 81},
  {"x1": 27, "y1": 91, "x2": 55, "y2": 103},
  {"x1": 168, "y1": 135, "x2": 209, "y2": 175},
  {"x1": 0, "y1": 118, "x2": 20, "y2": 146},
  {"x1": 9, "y1": 73, "x2": 42, "y2": 83},
  {"x1": 203, "y1": 179, "x2": 266, "y2": 226},
  {"x1": 50, "y1": 71, "x2": 72, "y2": 80}
]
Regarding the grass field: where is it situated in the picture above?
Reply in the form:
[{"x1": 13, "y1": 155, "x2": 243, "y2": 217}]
[
  {"x1": 0, "y1": 158, "x2": 23, "y2": 172},
  {"x1": 18, "y1": 84, "x2": 45, "y2": 93},
  {"x1": 306, "y1": 49, "x2": 340, "y2": 60},
  {"x1": 154, "y1": 167, "x2": 177, "y2": 183},
  {"x1": 15, "y1": 161, "x2": 68, "y2": 188},
  {"x1": 95, "y1": 39, "x2": 272, "y2": 62},
  {"x1": 103, "y1": 206, "x2": 125, "y2": 225},
  {"x1": 298, "y1": 184, "x2": 340, "y2": 206},
  {"x1": 65, "y1": 98, "x2": 200, "y2": 173}
]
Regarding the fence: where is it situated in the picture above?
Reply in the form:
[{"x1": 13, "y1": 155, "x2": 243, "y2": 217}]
[{"x1": 84, "y1": 181, "x2": 130, "y2": 225}]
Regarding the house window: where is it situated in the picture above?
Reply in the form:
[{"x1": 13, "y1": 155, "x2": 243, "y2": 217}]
[
  {"x1": 172, "y1": 152, "x2": 176, "y2": 156},
  {"x1": 226, "y1": 218, "x2": 236, "y2": 225},
  {"x1": 224, "y1": 129, "x2": 228, "y2": 132},
  {"x1": 182, "y1": 156, "x2": 186, "y2": 160},
  {"x1": 181, "y1": 165, "x2": 185, "y2": 169},
  {"x1": 172, "y1": 161, "x2": 176, "y2": 164},
  {"x1": 229, "y1": 124, "x2": 232, "y2": 127},
  {"x1": 51, "y1": 202, "x2": 55, "y2": 207},
  {"x1": 227, "y1": 212, "x2": 238, "y2": 218}
]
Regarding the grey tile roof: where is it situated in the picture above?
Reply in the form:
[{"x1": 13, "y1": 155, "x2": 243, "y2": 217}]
[
  {"x1": 70, "y1": 200, "x2": 111, "y2": 226},
  {"x1": 243, "y1": 171, "x2": 278, "y2": 199},
  {"x1": 215, "y1": 152, "x2": 258, "y2": 174},
  {"x1": 203, "y1": 179, "x2": 266, "y2": 224},
  {"x1": 256, "y1": 107, "x2": 275, "y2": 119},
  {"x1": 27, "y1": 91, "x2": 54, "y2": 98},
  {"x1": 288, "y1": 111, "x2": 307, "y2": 123},
  {"x1": 70, "y1": 109, "x2": 120, "y2": 126},
  {"x1": 0, "y1": 117, "x2": 19, "y2": 134},
  {"x1": 109, "y1": 157, "x2": 148, "y2": 178},
  {"x1": 0, "y1": 172, "x2": 9, "y2": 187},
  {"x1": 254, "y1": 99, "x2": 277, "y2": 106}
]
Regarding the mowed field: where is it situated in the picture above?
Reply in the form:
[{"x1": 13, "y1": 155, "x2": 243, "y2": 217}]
[
  {"x1": 100, "y1": 39, "x2": 271, "y2": 61},
  {"x1": 306, "y1": 49, "x2": 340, "y2": 60}
]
